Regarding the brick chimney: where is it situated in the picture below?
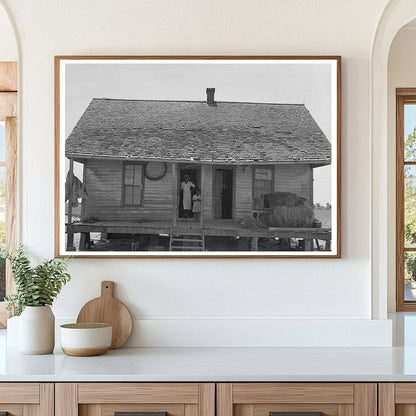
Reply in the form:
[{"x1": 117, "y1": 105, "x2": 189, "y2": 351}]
[{"x1": 206, "y1": 88, "x2": 216, "y2": 106}]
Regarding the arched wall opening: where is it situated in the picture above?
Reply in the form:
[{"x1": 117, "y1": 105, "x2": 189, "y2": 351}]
[
  {"x1": 372, "y1": 0, "x2": 416, "y2": 320},
  {"x1": 387, "y1": 18, "x2": 416, "y2": 313}
]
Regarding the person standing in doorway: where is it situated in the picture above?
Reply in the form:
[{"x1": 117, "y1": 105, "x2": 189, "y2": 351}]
[
  {"x1": 192, "y1": 188, "x2": 201, "y2": 221},
  {"x1": 181, "y1": 175, "x2": 195, "y2": 218}
]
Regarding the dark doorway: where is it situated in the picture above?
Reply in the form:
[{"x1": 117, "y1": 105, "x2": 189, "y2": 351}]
[
  {"x1": 214, "y1": 168, "x2": 233, "y2": 219},
  {"x1": 179, "y1": 166, "x2": 200, "y2": 218}
]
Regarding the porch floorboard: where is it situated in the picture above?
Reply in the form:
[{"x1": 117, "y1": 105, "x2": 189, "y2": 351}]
[{"x1": 67, "y1": 219, "x2": 331, "y2": 240}]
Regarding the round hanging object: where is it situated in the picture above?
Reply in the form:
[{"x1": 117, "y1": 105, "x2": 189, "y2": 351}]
[{"x1": 144, "y1": 161, "x2": 167, "y2": 180}]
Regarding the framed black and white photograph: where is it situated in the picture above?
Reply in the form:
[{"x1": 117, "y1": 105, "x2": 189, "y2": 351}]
[{"x1": 55, "y1": 56, "x2": 341, "y2": 258}]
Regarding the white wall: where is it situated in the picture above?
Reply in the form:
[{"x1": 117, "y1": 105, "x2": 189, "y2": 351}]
[
  {"x1": 0, "y1": 0, "x2": 394, "y2": 347},
  {"x1": 0, "y1": 3, "x2": 16, "y2": 61},
  {"x1": 387, "y1": 26, "x2": 416, "y2": 312}
]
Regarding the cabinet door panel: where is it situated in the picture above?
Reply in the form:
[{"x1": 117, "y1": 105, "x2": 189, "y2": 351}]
[
  {"x1": 250, "y1": 403, "x2": 339, "y2": 416},
  {"x1": 80, "y1": 403, "x2": 185, "y2": 416},
  {"x1": 337, "y1": 404, "x2": 354, "y2": 416},
  {"x1": 378, "y1": 383, "x2": 416, "y2": 416},
  {"x1": 57, "y1": 383, "x2": 215, "y2": 416},
  {"x1": 218, "y1": 383, "x2": 375, "y2": 416},
  {"x1": 396, "y1": 405, "x2": 416, "y2": 416},
  {"x1": 0, "y1": 404, "x2": 24, "y2": 416},
  {"x1": 0, "y1": 383, "x2": 53, "y2": 416},
  {"x1": 234, "y1": 403, "x2": 352, "y2": 416},
  {"x1": 185, "y1": 403, "x2": 199, "y2": 416},
  {"x1": 79, "y1": 404, "x2": 101, "y2": 416}
]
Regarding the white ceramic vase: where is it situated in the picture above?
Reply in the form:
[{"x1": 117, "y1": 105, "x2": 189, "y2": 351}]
[
  {"x1": 19, "y1": 306, "x2": 55, "y2": 354},
  {"x1": 6, "y1": 315, "x2": 20, "y2": 347}
]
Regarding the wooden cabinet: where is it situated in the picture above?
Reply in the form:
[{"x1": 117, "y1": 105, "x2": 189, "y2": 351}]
[
  {"x1": 1, "y1": 380, "x2": 413, "y2": 416},
  {"x1": 217, "y1": 383, "x2": 377, "y2": 416},
  {"x1": 0, "y1": 383, "x2": 53, "y2": 416},
  {"x1": 55, "y1": 383, "x2": 215, "y2": 416}
]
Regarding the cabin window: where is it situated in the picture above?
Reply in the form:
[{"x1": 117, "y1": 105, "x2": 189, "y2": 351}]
[
  {"x1": 253, "y1": 167, "x2": 273, "y2": 211},
  {"x1": 123, "y1": 163, "x2": 144, "y2": 206}
]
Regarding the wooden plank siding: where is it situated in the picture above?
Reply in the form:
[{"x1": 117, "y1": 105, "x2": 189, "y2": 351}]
[
  {"x1": 84, "y1": 160, "x2": 174, "y2": 221},
  {"x1": 274, "y1": 164, "x2": 313, "y2": 206},
  {"x1": 235, "y1": 166, "x2": 253, "y2": 218},
  {"x1": 83, "y1": 160, "x2": 315, "y2": 222}
]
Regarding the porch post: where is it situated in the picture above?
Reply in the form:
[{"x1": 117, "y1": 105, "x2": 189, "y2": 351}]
[
  {"x1": 200, "y1": 164, "x2": 205, "y2": 228},
  {"x1": 66, "y1": 158, "x2": 75, "y2": 251},
  {"x1": 172, "y1": 162, "x2": 177, "y2": 228},
  {"x1": 80, "y1": 161, "x2": 87, "y2": 221},
  {"x1": 251, "y1": 235, "x2": 259, "y2": 251}
]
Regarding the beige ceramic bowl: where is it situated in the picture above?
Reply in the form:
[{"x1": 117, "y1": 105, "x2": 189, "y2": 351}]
[{"x1": 60, "y1": 323, "x2": 112, "y2": 356}]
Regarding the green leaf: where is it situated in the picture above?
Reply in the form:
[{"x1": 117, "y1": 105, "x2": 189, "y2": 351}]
[{"x1": 5, "y1": 245, "x2": 71, "y2": 315}]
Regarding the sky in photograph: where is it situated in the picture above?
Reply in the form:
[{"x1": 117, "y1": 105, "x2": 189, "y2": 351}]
[{"x1": 64, "y1": 60, "x2": 335, "y2": 204}]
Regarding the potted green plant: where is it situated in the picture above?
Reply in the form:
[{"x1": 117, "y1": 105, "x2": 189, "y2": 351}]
[{"x1": 5, "y1": 246, "x2": 71, "y2": 354}]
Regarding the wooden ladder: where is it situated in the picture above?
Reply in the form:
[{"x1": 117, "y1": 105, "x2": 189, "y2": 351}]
[{"x1": 169, "y1": 229, "x2": 205, "y2": 251}]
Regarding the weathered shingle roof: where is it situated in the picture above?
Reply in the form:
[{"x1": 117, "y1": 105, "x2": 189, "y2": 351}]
[{"x1": 66, "y1": 98, "x2": 331, "y2": 165}]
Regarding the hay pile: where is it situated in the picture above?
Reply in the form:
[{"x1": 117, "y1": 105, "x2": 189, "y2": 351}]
[
  {"x1": 238, "y1": 216, "x2": 268, "y2": 230},
  {"x1": 266, "y1": 192, "x2": 315, "y2": 228}
]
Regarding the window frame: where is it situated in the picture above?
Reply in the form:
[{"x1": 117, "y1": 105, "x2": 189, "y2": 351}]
[
  {"x1": 252, "y1": 165, "x2": 274, "y2": 212},
  {"x1": 396, "y1": 89, "x2": 416, "y2": 311},
  {"x1": 122, "y1": 162, "x2": 145, "y2": 207},
  {"x1": 0, "y1": 62, "x2": 18, "y2": 327}
]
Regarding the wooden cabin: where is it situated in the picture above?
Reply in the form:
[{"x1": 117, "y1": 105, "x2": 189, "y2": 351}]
[{"x1": 65, "y1": 90, "x2": 331, "y2": 251}]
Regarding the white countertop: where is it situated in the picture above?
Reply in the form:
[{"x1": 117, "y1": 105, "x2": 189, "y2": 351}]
[
  {"x1": 3, "y1": 345, "x2": 416, "y2": 382},
  {"x1": 2, "y1": 313, "x2": 416, "y2": 382}
]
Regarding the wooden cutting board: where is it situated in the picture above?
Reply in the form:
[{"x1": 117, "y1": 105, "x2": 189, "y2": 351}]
[{"x1": 76, "y1": 281, "x2": 133, "y2": 349}]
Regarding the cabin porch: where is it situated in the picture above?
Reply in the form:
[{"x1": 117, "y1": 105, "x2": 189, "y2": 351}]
[{"x1": 66, "y1": 219, "x2": 331, "y2": 252}]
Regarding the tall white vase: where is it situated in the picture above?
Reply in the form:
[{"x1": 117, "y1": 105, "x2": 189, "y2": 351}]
[
  {"x1": 19, "y1": 306, "x2": 55, "y2": 354},
  {"x1": 6, "y1": 315, "x2": 20, "y2": 347}
]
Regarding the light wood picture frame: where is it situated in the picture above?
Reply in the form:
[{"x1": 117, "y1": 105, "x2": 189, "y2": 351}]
[{"x1": 55, "y1": 56, "x2": 341, "y2": 258}]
